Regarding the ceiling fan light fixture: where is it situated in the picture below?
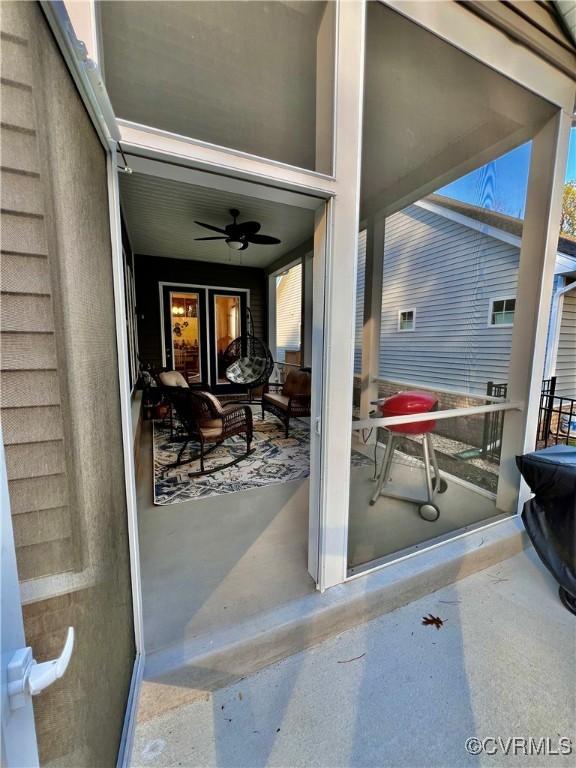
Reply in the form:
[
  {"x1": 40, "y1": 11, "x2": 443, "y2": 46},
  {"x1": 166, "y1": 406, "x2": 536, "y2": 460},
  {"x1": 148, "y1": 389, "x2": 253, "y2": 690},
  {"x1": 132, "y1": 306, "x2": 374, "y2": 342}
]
[{"x1": 195, "y1": 210, "x2": 281, "y2": 251}]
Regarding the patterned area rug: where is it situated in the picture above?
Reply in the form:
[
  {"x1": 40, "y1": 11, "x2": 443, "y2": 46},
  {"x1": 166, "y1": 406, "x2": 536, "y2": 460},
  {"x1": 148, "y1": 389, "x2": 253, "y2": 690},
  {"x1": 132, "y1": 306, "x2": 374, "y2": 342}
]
[{"x1": 153, "y1": 412, "x2": 371, "y2": 505}]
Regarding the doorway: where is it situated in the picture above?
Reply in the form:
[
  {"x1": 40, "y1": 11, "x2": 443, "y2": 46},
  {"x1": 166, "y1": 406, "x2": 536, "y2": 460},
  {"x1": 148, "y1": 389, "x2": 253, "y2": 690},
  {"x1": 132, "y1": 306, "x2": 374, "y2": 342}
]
[
  {"x1": 161, "y1": 284, "x2": 248, "y2": 391},
  {"x1": 121, "y1": 165, "x2": 327, "y2": 655}
]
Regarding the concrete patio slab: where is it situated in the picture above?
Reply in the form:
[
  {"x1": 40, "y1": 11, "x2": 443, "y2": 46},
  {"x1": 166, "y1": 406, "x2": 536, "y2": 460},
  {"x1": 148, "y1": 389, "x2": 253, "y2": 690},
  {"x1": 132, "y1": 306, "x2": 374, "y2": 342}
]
[{"x1": 130, "y1": 547, "x2": 575, "y2": 767}]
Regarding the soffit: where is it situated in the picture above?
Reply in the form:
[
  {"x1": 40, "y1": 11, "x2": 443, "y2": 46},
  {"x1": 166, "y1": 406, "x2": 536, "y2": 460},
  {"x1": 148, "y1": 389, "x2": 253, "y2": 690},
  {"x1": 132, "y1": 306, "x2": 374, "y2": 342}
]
[
  {"x1": 119, "y1": 172, "x2": 314, "y2": 268},
  {"x1": 361, "y1": 3, "x2": 558, "y2": 217}
]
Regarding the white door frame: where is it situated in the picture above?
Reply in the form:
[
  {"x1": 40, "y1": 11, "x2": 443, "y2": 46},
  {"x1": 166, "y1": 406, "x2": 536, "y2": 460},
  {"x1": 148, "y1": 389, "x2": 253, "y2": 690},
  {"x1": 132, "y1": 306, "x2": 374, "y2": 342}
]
[
  {"x1": 267, "y1": 255, "x2": 305, "y2": 365},
  {"x1": 158, "y1": 281, "x2": 250, "y2": 380}
]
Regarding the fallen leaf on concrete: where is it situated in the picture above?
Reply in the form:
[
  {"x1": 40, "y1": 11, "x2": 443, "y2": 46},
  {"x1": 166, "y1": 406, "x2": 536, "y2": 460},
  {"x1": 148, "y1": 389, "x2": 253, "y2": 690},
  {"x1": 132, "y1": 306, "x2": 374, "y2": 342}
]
[
  {"x1": 337, "y1": 653, "x2": 366, "y2": 664},
  {"x1": 421, "y1": 614, "x2": 444, "y2": 630}
]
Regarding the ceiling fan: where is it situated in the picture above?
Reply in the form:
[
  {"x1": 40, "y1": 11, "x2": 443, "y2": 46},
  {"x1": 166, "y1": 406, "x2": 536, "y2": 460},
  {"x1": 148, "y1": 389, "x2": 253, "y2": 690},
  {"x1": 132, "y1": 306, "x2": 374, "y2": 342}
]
[{"x1": 194, "y1": 209, "x2": 281, "y2": 251}]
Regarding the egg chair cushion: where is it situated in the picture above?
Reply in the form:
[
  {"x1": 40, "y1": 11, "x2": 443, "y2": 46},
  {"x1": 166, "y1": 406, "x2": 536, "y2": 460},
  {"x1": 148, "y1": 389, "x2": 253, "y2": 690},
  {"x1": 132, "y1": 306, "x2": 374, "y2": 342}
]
[{"x1": 225, "y1": 356, "x2": 268, "y2": 385}]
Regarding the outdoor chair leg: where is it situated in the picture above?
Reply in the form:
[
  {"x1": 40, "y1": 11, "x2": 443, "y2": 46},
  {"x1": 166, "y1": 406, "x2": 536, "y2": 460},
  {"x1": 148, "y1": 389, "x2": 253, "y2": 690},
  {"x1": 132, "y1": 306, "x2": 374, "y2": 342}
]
[
  {"x1": 176, "y1": 439, "x2": 190, "y2": 466},
  {"x1": 285, "y1": 419, "x2": 290, "y2": 439}
]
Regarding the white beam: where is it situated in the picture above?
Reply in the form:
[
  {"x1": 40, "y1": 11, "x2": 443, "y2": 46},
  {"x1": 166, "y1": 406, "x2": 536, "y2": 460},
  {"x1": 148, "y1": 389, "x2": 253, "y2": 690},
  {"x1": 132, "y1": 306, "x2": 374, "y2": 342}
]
[
  {"x1": 118, "y1": 120, "x2": 338, "y2": 201},
  {"x1": 122, "y1": 155, "x2": 322, "y2": 212},
  {"x1": 359, "y1": 216, "x2": 385, "y2": 419},
  {"x1": 497, "y1": 108, "x2": 574, "y2": 513},
  {"x1": 314, "y1": 0, "x2": 366, "y2": 590},
  {"x1": 302, "y1": 250, "x2": 314, "y2": 368}
]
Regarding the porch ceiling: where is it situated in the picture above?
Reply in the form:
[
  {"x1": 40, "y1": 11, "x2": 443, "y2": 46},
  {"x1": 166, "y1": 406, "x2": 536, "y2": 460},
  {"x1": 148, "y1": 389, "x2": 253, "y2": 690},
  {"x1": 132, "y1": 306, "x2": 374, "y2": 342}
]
[
  {"x1": 361, "y1": 4, "x2": 558, "y2": 219},
  {"x1": 119, "y1": 172, "x2": 314, "y2": 267}
]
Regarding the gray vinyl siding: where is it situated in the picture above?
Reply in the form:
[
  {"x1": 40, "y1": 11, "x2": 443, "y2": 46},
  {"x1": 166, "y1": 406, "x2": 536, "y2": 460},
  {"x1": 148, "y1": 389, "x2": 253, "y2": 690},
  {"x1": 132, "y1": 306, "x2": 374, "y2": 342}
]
[
  {"x1": 378, "y1": 205, "x2": 519, "y2": 394},
  {"x1": 555, "y1": 289, "x2": 576, "y2": 398},
  {"x1": 354, "y1": 230, "x2": 367, "y2": 374}
]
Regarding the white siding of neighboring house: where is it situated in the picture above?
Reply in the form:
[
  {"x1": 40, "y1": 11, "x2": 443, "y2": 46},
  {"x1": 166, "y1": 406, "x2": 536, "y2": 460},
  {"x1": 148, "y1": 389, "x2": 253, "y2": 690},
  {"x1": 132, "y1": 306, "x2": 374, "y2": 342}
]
[
  {"x1": 276, "y1": 262, "x2": 302, "y2": 362},
  {"x1": 378, "y1": 204, "x2": 519, "y2": 394},
  {"x1": 354, "y1": 230, "x2": 367, "y2": 374},
  {"x1": 555, "y1": 288, "x2": 576, "y2": 398}
]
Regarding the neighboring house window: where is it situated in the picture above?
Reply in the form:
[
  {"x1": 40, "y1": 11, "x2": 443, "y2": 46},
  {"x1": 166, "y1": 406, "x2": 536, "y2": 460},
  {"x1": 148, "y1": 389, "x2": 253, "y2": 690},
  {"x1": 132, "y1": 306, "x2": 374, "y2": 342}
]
[
  {"x1": 398, "y1": 308, "x2": 415, "y2": 331},
  {"x1": 489, "y1": 297, "x2": 516, "y2": 326}
]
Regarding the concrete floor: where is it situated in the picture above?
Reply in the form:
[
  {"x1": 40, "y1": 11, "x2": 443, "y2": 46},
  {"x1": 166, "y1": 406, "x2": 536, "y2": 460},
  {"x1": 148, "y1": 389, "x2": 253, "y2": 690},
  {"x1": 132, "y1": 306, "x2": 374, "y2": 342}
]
[
  {"x1": 138, "y1": 423, "x2": 509, "y2": 655},
  {"x1": 137, "y1": 422, "x2": 315, "y2": 654},
  {"x1": 348, "y1": 454, "x2": 507, "y2": 570},
  {"x1": 130, "y1": 549, "x2": 575, "y2": 768}
]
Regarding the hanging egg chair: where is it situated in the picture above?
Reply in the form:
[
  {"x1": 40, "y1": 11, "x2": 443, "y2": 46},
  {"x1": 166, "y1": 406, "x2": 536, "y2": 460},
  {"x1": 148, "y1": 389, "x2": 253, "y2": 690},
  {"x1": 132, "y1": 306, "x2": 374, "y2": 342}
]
[{"x1": 222, "y1": 308, "x2": 275, "y2": 394}]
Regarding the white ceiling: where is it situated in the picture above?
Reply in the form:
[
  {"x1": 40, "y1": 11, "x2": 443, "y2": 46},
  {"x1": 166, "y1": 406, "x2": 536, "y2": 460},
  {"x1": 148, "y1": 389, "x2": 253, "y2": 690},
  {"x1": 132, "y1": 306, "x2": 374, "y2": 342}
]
[{"x1": 119, "y1": 172, "x2": 314, "y2": 268}]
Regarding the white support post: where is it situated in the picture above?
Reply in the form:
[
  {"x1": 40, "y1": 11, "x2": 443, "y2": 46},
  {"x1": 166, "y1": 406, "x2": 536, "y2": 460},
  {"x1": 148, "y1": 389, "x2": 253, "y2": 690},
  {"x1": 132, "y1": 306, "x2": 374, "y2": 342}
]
[
  {"x1": 302, "y1": 250, "x2": 314, "y2": 368},
  {"x1": 359, "y1": 215, "x2": 385, "y2": 419},
  {"x1": 267, "y1": 275, "x2": 277, "y2": 365},
  {"x1": 496, "y1": 109, "x2": 573, "y2": 513},
  {"x1": 314, "y1": 0, "x2": 366, "y2": 590}
]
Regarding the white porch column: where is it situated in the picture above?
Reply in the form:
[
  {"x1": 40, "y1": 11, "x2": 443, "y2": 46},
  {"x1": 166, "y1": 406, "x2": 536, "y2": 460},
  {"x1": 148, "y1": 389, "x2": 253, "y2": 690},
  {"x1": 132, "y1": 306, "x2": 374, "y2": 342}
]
[
  {"x1": 311, "y1": 0, "x2": 366, "y2": 590},
  {"x1": 496, "y1": 109, "x2": 573, "y2": 513},
  {"x1": 359, "y1": 215, "x2": 385, "y2": 419},
  {"x1": 301, "y1": 250, "x2": 313, "y2": 368}
]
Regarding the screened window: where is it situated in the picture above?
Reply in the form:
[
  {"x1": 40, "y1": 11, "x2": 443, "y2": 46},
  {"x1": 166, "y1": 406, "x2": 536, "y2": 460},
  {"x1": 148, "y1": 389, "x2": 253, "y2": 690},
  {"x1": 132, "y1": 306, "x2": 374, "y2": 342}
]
[
  {"x1": 276, "y1": 262, "x2": 303, "y2": 364},
  {"x1": 490, "y1": 298, "x2": 516, "y2": 326},
  {"x1": 398, "y1": 309, "x2": 415, "y2": 332}
]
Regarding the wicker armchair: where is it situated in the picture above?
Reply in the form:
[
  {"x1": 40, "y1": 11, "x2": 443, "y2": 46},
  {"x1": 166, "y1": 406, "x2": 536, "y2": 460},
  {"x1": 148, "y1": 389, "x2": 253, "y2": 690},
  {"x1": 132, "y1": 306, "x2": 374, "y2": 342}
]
[
  {"x1": 163, "y1": 388, "x2": 253, "y2": 476},
  {"x1": 261, "y1": 368, "x2": 311, "y2": 438}
]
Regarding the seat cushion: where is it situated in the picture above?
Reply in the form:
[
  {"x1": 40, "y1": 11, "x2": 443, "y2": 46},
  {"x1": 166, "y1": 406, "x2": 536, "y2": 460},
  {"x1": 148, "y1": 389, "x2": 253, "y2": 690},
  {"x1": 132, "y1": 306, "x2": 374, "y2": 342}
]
[
  {"x1": 199, "y1": 423, "x2": 224, "y2": 440},
  {"x1": 159, "y1": 370, "x2": 189, "y2": 388},
  {"x1": 263, "y1": 392, "x2": 290, "y2": 411}
]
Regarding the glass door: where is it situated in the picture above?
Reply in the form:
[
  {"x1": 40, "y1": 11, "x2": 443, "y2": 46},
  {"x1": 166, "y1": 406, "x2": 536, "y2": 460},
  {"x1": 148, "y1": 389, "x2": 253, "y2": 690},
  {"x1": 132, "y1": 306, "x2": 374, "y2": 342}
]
[
  {"x1": 208, "y1": 290, "x2": 247, "y2": 392},
  {"x1": 162, "y1": 286, "x2": 208, "y2": 386}
]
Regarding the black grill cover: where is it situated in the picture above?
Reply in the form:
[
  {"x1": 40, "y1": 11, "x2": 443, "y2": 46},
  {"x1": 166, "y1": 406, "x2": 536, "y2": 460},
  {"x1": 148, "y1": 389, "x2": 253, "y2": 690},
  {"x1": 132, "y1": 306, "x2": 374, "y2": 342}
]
[{"x1": 516, "y1": 446, "x2": 576, "y2": 598}]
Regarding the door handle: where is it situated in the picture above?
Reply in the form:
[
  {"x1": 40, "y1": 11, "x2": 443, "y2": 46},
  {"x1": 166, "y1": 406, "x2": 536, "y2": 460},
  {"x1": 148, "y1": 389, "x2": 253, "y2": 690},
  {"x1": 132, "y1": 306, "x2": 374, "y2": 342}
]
[{"x1": 7, "y1": 627, "x2": 74, "y2": 710}]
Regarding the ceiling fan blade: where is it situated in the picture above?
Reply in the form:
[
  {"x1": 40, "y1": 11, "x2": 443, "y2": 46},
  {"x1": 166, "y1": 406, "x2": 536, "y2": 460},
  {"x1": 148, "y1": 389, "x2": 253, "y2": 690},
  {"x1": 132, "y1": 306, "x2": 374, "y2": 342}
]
[
  {"x1": 240, "y1": 241, "x2": 249, "y2": 251},
  {"x1": 246, "y1": 234, "x2": 281, "y2": 245},
  {"x1": 194, "y1": 236, "x2": 227, "y2": 240},
  {"x1": 194, "y1": 221, "x2": 228, "y2": 235},
  {"x1": 236, "y1": 221, "x2": 261, "y2": 235}
]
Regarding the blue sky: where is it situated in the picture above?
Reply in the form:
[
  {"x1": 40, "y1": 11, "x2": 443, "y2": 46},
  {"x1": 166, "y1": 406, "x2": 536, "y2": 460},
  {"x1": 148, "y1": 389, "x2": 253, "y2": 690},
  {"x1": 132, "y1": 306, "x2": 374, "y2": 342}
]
[{"x1": 438, "y1": 127, "x2": 576, "y2": 219}]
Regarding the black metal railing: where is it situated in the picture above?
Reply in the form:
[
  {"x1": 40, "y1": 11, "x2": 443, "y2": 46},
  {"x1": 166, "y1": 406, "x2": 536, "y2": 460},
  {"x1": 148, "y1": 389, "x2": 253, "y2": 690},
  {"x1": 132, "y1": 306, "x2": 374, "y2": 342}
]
[
  {"x1": 482, "y1": 376, "x2": 576, "y2": 459},
  {"x1": 538, "y1": 376, "x2": 576, "y2": 448},
  {"x1": 481, "y1": 381, "x2": 508, "y2": 461}
]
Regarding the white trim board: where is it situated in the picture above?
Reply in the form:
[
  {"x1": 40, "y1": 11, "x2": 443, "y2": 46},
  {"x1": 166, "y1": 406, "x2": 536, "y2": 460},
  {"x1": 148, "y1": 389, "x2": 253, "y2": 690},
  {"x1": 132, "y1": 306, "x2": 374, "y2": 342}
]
[{"x1": 123, "y1": 154, "x2": 324, "y2": 212}]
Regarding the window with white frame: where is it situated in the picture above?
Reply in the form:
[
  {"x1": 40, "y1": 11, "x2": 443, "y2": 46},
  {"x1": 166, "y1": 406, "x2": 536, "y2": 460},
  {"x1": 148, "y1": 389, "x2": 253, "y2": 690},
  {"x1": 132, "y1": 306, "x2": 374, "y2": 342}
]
[
  {"x1": 398, "y1": 308, "x2": 415, "y2": 332},
  {"x1": 489, "y1": 297, "x2": 516, "y2": 326}
]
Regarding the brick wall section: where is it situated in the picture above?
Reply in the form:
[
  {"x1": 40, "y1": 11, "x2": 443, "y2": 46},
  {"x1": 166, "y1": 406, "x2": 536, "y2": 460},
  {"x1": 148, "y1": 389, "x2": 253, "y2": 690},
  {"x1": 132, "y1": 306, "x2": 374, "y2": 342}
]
[{"x1": 354, "y1": 379, "x2": 490, "y2": 446}]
